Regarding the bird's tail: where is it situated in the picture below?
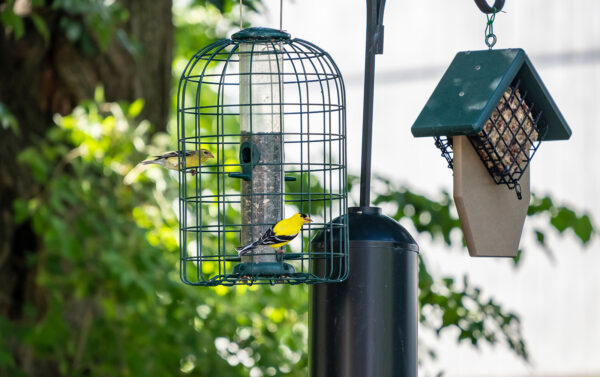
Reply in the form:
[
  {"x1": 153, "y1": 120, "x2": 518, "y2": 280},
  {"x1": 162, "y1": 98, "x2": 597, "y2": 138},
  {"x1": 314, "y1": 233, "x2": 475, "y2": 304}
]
[
  {"x1": 235, "y1": 241, "x2": 259, "y2": 256},
  {"x1": 141, "y1": 159, "x2": 159, "y2": 165}
]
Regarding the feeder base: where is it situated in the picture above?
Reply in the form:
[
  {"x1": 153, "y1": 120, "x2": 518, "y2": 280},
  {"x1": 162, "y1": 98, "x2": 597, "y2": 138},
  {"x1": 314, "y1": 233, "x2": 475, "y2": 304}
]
[{"x1": 233, "y1": 262, "x2": 295, "y2": 277}]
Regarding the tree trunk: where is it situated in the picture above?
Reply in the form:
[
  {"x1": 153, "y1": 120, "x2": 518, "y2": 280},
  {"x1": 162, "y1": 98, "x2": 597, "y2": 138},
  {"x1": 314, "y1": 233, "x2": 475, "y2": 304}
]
[{"x1": 0, "y1": 1, "x2": 173, "y2": 374}]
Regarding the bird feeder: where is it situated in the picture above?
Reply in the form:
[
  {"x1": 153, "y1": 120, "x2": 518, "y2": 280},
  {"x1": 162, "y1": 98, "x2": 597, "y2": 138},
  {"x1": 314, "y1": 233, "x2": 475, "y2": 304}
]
[
  {"x1": 177, "y1": 27, "x2": 348, "y2": 285},
  {"x1": 411, "y1": 48, "x2": 571, "y2": 257}
]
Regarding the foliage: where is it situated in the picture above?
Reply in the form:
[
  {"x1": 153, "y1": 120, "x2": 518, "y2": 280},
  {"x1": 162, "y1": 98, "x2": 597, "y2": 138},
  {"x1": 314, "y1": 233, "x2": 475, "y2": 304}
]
[
  {"x1": 1, "y1": 0, "x2": 259, "y2": 55},
  {"x1": 371, "y1": 174, "x2": 595, "y2": 365},
  {"x1": 2, "y1": 0, "x2": 597, "y2": 375},
  {"x1": 373, "y1": 174, "x2": 595, "y2": 257},
  {"x1": 6, "y1": 95, "x2": 595, "y2": 376},
  {"x1": 7, "y1": 95, "x2": 308, "y2": 377},
  {"x1": 1, "y1": 0, "x2": 128, "y2": 52}
]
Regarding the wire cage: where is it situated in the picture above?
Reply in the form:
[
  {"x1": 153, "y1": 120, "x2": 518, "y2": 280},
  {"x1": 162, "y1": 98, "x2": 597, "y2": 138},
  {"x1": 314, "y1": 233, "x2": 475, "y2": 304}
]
[
  {"x1": 177, "y1": 27, "x2": 348, "y2": 286},
  {"x1": 434, "y1": 78, "x2": 547, "y2": 198}
]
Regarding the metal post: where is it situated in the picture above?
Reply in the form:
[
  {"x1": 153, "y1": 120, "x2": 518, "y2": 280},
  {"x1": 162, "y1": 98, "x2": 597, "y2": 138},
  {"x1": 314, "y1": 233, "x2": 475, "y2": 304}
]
[
  {"x1": 359, "y1": 0, "x2": 386, "y2": 207},
  {"x1": 310, "y1": 207, "x2": 418, "y2": 377},
  {"x1": 311, "y1": 1, "x2": 419, "y2": 375}
]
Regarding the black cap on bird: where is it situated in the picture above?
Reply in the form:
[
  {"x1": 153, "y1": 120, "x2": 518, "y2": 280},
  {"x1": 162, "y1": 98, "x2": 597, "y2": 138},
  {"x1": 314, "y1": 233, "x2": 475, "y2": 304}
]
[{"x1": 299, "y1": 213, "x2": 313, "y2": 223}]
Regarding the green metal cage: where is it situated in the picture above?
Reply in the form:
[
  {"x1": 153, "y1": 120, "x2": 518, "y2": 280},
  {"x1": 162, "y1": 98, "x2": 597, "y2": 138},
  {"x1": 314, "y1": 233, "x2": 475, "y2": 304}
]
[{"x1": 177, "y1": 27, "x2": 348, "y2": 286}]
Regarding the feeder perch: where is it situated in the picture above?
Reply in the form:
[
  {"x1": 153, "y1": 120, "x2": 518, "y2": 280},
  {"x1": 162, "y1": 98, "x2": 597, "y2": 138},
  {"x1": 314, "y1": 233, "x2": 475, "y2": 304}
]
[
  {"x1": 411, "y1": 48, "x2": 571, "y2": 257},
  {"x1": 177, "y1": 27, "x2": 348, "y2": 285}
]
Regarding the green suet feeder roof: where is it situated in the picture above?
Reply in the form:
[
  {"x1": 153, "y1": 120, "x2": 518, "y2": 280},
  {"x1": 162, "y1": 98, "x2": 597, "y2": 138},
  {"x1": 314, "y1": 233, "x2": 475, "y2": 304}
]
[{"x1": 411, "y1": 48, "x2": 571, "y2": 140}]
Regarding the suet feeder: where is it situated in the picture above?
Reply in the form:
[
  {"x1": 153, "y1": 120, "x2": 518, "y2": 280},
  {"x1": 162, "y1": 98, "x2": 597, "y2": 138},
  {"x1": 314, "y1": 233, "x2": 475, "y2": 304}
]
[
  {"x1": 177, "y1": 27, "x2": 348, "y2": 285},
  {"x1": 411, "y1": 48, "x2": 571, "y2": 257}
]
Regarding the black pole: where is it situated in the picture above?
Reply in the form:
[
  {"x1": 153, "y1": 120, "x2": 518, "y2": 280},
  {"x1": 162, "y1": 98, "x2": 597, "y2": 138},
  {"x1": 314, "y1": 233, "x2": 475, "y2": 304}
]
[
  {"x1": 310, "y1": 1, "x2": 418, "y2": 376},
  {"x1": 310, "y1": 207, "x2": 419, "y2": 377},
  {"x1": 359, "y1": 0, "x2": 386, "y2": 207}
]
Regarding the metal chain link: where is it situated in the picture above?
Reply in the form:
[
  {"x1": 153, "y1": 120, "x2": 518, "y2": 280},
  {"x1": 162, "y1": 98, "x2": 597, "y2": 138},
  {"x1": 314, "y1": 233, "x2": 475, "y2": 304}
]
[{"x1": 484, "y1": 7, "x2": 498, "y2": 49}]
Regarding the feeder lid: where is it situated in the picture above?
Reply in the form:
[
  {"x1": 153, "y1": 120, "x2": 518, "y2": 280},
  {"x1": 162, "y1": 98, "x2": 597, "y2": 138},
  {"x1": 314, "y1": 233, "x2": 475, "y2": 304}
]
[
  {"x1": 411, "y1": 48, "x2": 572, "y2": 141},
  {"x1": 232, "y1": 27, "x2": 291, "y2": 42},
  {"x1": 311, "y1": 207, "x2": 419, "y2": 252}
]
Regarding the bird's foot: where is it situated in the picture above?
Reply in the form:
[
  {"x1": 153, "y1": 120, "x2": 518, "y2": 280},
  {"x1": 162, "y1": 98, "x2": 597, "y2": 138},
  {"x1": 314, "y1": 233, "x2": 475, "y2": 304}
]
[
  {"x1": 240, "y1": 274, "x2": 253, "y2": 285},
  {"x1": 190, "y1": 169, "x2": 197, "y2": 176}
]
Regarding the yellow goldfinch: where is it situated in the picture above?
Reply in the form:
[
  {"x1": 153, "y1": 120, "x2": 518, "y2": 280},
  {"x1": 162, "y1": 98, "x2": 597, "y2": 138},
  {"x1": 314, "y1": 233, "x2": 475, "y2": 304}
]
[
  {"x1": 141, "y1": 149, "x2": 214, "y2": 176},
  {"x1": 236, "y1": 213, "x2": 313, "y2": 256}
]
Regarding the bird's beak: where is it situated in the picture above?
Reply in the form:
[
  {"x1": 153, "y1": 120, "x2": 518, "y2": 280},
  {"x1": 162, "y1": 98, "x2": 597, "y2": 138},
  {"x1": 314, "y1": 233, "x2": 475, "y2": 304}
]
[
  {"x1": 304, "y1": 216, "x2": 313, "y2": 224},
  {"x1": 206, "y1": 151, "x2": 214, "y2": 159}
]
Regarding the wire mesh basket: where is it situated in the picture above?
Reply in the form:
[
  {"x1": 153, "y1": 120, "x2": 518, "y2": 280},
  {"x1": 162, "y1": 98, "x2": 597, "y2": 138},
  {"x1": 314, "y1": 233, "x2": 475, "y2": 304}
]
[
  {"x1": 434, "y1": 78, "x2": 547, "y2": 199},
  {"x1": 177, "y1": 27, "x2": 348, "y2": 286}
]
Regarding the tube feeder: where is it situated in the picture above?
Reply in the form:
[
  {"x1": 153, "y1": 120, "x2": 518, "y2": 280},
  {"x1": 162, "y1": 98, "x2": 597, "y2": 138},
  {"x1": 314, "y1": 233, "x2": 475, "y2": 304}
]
[{"x1": 411, "y1": 48, "x2": 571, "y2": 257}]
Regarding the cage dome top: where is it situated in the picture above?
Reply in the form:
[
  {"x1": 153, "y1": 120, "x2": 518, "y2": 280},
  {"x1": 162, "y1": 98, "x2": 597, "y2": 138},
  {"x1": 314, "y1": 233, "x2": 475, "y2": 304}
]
[
  {"x1": 411, "y1": 48, "x2": 572, "y2": 141},
  {"x1": 231, "y1": 27, "x2": 291, "y2": 42}
]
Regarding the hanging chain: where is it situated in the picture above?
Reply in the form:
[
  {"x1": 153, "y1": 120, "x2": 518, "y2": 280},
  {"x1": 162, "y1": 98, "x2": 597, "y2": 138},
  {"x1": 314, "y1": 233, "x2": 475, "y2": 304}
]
[
  {"x1": 279, "y1": 0, "x2": 283, "y2": 31},
  {"x1": 484, "y1": 7, "x2": 498, "y2": 49},
  {"x1": 239, "y1": 0, "x2": 243, "y2": 29}
]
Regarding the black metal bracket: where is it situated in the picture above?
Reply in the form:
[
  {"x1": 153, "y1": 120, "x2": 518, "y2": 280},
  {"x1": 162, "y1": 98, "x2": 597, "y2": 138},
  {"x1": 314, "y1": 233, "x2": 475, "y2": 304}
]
[{"x1": 474, "y1": 0, "x2": 505, "y2": 14}]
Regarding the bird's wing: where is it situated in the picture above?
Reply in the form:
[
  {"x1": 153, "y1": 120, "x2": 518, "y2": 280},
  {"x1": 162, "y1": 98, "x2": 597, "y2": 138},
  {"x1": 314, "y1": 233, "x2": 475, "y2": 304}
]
[
  {"x1": 259, "y1": 228, "x2": 298, "y2": 245},
  {"x1": 152, "y1": 150, "x2": 195, "y2": 159},
  {"x1": 152, "y1": 151, "x2": 176, "y2": 159},
  {"x1": 235, "y1": 227, "x2": 298, "y2": 255}
]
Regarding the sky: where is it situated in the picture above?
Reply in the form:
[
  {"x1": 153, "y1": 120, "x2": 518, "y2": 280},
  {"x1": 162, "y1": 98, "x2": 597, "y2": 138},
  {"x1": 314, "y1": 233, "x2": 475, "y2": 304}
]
[{"x1": 251, "y1": 1, "x2": 600, "y2": 376}]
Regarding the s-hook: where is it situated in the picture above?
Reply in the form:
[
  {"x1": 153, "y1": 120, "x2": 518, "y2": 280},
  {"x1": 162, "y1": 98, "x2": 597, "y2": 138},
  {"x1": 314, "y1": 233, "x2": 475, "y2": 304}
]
[{"x1": 474, "y1": 0, "x2": 505, "y2": 14}]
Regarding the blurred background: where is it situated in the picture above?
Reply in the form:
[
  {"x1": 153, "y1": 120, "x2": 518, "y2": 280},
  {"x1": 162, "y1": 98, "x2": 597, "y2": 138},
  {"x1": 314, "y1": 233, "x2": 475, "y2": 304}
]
[{"x1": 1, "y1": 0, "x2": 597, "y2": 376}]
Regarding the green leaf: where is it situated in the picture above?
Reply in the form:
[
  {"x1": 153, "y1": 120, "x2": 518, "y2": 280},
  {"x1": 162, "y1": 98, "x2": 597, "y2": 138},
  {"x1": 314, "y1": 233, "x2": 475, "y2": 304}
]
[
  {"x1": 0, "y1": 102, "x2": 19, "y2": 135},
  {"x1": 571, "y1": 214, "x2": 593, "y2": 243},
  {"x1": 535, "y1": 230, "x2": 545, "y2": 245},
  {"x1": 550, "y1": 207, "x2": 576, "y2": 233},
  {"x1": 59, "y1": 17, "x2": 83, "y2": 42},
  {"x1": 527, "y1": 194, "x2": 554, "y2": 214},
  {"x1": 512, "y1": 248, "x2": 522, "y2": 266},
  {"x1": 31, "y1": 13, "x2": 50, "y2": 44},
  {"x1": 0, "y1": 8, "x2": 25, "y2": 39},
  {"x1": 94, "y1": 86, "x2": 105, "y2": 103},
  {"x1": 13, "y1": 198, "x2": 30, "y2": 224},
  {"x1": 17, "y1": 147, "x2": 49, "y2": 183},
  {"x1": 128, "y1": 99, "x2": 145, "y2": 118}
]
